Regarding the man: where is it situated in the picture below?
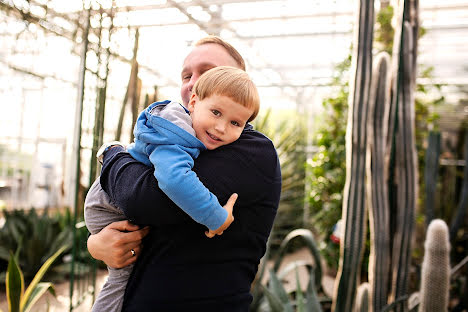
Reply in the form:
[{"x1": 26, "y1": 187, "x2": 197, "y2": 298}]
[{"x1": 88, "y1": 36, "x2": 281, "y2": 311}]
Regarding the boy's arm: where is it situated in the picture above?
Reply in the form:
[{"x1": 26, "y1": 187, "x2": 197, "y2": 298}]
[
  {"x1": 101, "y1": 146, "x2": 230, "y2": 230},
  {"x1": 149, "y1": 144, "x2": 231, "y2": 232},
  {"x1": 100, "y1": 147, "x2": 187, "y2": 227}
]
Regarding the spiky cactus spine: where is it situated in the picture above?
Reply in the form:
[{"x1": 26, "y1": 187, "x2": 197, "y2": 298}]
[
  {"x1": 366, "y1": 52, "x2": 391, "y2": 312},
  {"x1": 332, "y1": 0, "x2": 374, "y2": 310},
  {"x1": 419, "y1": 219, "x2": 450, "y2": 312}
]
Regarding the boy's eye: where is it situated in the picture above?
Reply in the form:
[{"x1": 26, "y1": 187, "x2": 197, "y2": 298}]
[
  {"x1": 212, "y1": 110, "x2": 221, "y2": 116},
  {"x1": 231, "y1": 121, "x2": 241, "y2": 127}
]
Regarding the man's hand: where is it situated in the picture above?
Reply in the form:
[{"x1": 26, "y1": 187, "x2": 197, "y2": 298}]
[
  {"x1": 87, "y1": 220, "x2": 150, "y2": 268},
  {"x1": 205, "y1": 193, "x2": 238, "y2": 238}
]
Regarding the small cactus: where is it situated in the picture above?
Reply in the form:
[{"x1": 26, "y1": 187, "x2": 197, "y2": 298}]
[
  {"x1": 354, "y1": 283, "x2": 370, "y2": 312},
  {"x1": 418, "y1": 219, "x2": 450, "y2": 312}
]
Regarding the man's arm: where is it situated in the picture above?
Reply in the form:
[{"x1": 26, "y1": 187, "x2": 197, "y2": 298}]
[
  {"x1": 100, "y1": 130, "x2": 281, "y2": 240},
  {"x1": 100, "y1": 146, "x2": 195, "y2": 226},
  {"x1": 87, "y1": 221, "x2": 149, "y2": 268}
]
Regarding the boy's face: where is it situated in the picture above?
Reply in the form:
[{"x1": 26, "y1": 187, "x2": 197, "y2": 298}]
[{"x1": 188, "y1": 93, "x2": 253, "y2": 150}]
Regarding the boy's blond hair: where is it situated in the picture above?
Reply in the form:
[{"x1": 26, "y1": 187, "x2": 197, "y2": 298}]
[
  {"x1": 193, "y1": 66, "x2": 260, "y2": 122},
  {"x1": 195, "y1": 36, "x2": 246, "y2": 71}
]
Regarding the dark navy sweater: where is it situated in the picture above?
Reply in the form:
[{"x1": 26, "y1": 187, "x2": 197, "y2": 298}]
[{"x1": 100, "y1": 125, "x2": 282, "y2": 311}]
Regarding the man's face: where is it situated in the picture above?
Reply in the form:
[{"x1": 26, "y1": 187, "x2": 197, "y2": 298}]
[
  {"x1": 180, "y1": 43, "x2": 240, "y2": 106},
  {"x1": 188, "y1": 93, "x2": 253, "y2": 150}
]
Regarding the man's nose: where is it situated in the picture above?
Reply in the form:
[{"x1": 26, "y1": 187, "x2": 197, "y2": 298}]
[{"x1": 188, "y1": 75, "x2": 198, "y2": 92}]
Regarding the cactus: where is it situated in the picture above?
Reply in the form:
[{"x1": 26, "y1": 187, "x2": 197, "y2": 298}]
[
  {"x1": 449, "y1": 134, "x2": 468, "y2": 240},
  {"x1": 419, "y1": 219, "x2": 450, "y2": 312},
  {"x1": 366, "y1": 52, "x2": 392, "y2": 312},
  {"x1": 331, "y1": 1, "x2": 420, "y2": 311},
  {"x1": 354, "y1": 283, "x2": 370, "y2": 312},
  {"x1": 332, "y1": 0, "x2": 374, "y2": 310},
  {"x1": 384, "y1": 1, "x2": 420, "y2": 309},
  {"x1": 424, "y1": 131, "x2": 441, "y2": 226},
  {"x1": 388, "y1": 20, "x2": 418, "y2": 311}
]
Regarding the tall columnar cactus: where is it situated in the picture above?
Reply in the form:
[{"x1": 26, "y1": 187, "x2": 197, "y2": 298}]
[
  {"x1": 388, "y1": 19, "x2": 419, "y2": 311},
  {"x1": 333, "y1": 0, "x2": 420, "y2": 311},
  {"x1": 366, "y1": 52, "x2": 392, "y2": 312},
  {"x1": 419, "y1": 219, "x2": 451, "y2": 312},
  {"x1": 424, "y1": 131, "x2": 441, "y2": 226},
  {"x1": 449, "y1": 134, "x2": 468, "y2": 240},
  {"x1": 332, "y1": 0, "x2": 374, "y2": 310}
]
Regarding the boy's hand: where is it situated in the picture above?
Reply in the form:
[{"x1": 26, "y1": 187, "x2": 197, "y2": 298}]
[{"x1": 205, "y1": 193, "x2": 238, "y2": 238}]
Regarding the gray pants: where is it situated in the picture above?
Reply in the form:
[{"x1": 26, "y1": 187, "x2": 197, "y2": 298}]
[{"x1": 84, "y1": 178, "x2": 134, "y2": 312}]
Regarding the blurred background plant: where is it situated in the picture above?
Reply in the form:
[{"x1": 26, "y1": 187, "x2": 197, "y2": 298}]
[
  {"x1": 2, "y1": 246, "x2": 66, "y2": 312},
  {"x1": 0, "y1": 208, "x2": 92, "y2": 290},
  {"x1": 254, "y1": 109, "x2": 308, "y2": 253}
]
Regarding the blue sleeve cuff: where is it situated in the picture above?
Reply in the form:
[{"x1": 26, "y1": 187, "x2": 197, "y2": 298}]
[{"x1": 204, "y1": 205, "x2": 229, "y2": 230}]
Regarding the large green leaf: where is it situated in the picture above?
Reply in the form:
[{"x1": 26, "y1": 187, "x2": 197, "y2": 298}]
[
  {"x1": 295, "y1": 267, "x2": 304, "y2": 312},
  {"x1": 6, "y1": 252, "x2": 24, "y2": 312},
  {"x1": 22, "y1": 282, "x2": 55, "y2": 312},
  {"x1": 20, "y1": 245, "x2": 67, "y2": 311},
  {"x1": 268, "y1": 269, "x2": 294, "y2": 312},
  {"x1": 306, "y1": 267, "x2": 323, "y2": 312},
  {"x1": 261, "y1": 284, "x2": 291, "y2": 312},
  {"x1": 273, "y1": 229, "x2": 323, "y2": 289}
]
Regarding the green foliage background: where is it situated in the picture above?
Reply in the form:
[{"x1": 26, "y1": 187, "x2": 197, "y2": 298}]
[{"x1": 253, "y1": 109, "x2": 308, "y2": 250}]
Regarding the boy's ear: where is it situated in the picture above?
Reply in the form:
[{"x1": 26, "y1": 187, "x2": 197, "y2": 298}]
[{"x1": 188, "y1": 93, "x2": 198, "y2": 112}]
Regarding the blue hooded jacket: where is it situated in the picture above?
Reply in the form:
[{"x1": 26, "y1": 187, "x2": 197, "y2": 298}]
[{"x1": 127, "y1": 100, "x2": 228, "y2": 230}]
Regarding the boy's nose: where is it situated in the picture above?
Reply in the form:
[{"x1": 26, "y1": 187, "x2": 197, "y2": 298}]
[{"x1": 214, "y1": 121, "x2": 226, "y2": 133}]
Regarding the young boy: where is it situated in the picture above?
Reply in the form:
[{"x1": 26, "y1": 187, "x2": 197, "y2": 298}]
[{"x1": 84, "y1": 66, "x2": 260, "y2": 312}]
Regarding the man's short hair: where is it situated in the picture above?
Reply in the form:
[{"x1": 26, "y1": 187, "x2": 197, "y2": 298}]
[
  {"x1": 193, "y1": 66, "x2": 259, "y2": 122},
  {"x1": 195, "y1": 36, "x2": 246, "y2": 71}
]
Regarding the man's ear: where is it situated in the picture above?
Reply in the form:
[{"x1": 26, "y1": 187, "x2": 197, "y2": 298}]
[{"x1": 188, "y1": 93, "x2": 198, "y2": 113}]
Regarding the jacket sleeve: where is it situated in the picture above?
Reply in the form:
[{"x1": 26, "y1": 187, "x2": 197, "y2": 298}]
[
  {"x1": 100, "y1": 146, "x2": 191, "y2": 227},
  {"x1": 149, "y1": 144, "x2": 228, "y2": 230}
]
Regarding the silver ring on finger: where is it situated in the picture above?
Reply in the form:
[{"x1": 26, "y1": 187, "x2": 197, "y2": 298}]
[{"x1": 131, "y1": 249, "x2": 136, "y2": 257}]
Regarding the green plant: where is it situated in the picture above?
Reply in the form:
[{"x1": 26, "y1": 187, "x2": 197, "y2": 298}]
[
  {"x1": 254, "y1": 109, "x2": 308, "y2": 250},
  {"x1": 2, "y1": 246, "x2": 66, "y2": 312},
  {"x1": 307, "y1": 55, "x2": 350, "y2": 271},
  {"x1": 0, "y1": 209, "x2": 73, "y2": 285},
  {"x1": 250, "y1": 229, "x2": 330, "y2": 312},
  {"x1": 260, "y1": 267, "x2": 323, "y2": 312}
]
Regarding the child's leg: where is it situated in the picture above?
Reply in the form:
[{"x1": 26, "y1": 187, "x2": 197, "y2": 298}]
[{"x1": 92, "y1": 265, "x2": 134, "y2": 312}]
